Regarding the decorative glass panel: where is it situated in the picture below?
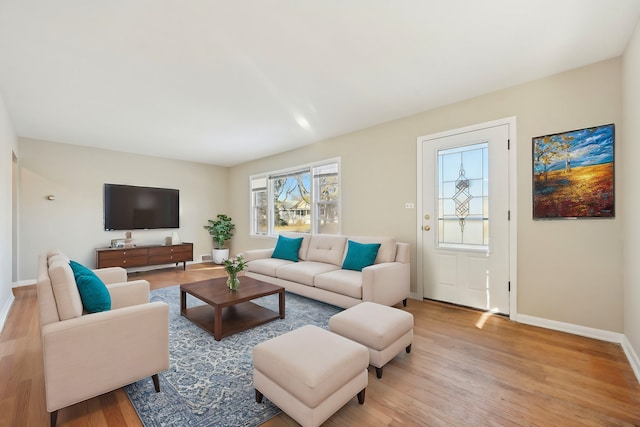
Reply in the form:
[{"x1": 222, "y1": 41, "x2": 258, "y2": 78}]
[{"x1": 437, "y1": 143, "x2": 489, "y2": 249}]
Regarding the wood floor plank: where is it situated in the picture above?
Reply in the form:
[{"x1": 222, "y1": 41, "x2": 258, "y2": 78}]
[{"x1": 1, "y1": 263, "x2": 639, "y2": 426}]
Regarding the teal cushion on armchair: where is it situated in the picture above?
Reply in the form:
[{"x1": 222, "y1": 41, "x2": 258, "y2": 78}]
[{"x1": 69, "y1": 260, "x2": 112, "y2": 313}]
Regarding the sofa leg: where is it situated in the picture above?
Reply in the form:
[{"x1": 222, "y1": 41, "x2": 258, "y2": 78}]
[
  {"x1": 152, "y1": 374, "x2": 160, "y2": 392},
  {"x1": 50, "y1": 410, "x2": 58, "y2": 427},
  {"x1": 255, "y1": 389, "x2": 264, "y2": 403},
  {"x1": 357, "y1": 388, "x2": 366, "y2": 404},
  {"x1": 402, "y1": 298, "x2": 407, "y2": 307},
  {"x1": 406, "y1": 344, "x2": 412, "y2": 353}
]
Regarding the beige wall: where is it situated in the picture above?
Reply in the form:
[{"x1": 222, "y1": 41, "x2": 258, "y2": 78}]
[
  {"x1": 229, "y1": 58, "x2": 623, "y2": 332},
  {"x1": 0, "y1": 91, "x2": 18, "y2": 331},
  {"x1": 623, "y1": 23, "x2": 640, "y2": 359},
  {"x1": 18, "y1": 138, "x2": 229, "y2": 279}
]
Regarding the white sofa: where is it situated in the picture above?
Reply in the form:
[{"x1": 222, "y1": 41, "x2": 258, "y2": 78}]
[{"x1": 241, "y1": 234, "x2": 410, "y2": 309}]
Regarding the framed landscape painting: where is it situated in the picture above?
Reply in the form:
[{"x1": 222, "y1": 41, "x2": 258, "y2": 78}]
[{"x1": 532, "y1": 123, "x2": 614, "y2": 219}]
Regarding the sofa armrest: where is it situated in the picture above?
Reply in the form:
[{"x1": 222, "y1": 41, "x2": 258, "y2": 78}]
[
  {"x1": 92, "y1": 267, "x2": 127, "y2": 285},
  {"x1": 41, "y1": 302, "x2": 170, "y2": 412},
  {"x1": 106, "y1": 280, "x2": 151, "y2": 309},
  {"x1": 240, "y1": 248, "x2": 274, "y2": 262},
  {"x1": 361, "y1": 262, "x2": 410, "y2": 306}
]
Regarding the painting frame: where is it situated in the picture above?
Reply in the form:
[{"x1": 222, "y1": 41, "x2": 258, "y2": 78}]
[{"x1": 532, "y1": 123, "x2": 615, "y2": 220}]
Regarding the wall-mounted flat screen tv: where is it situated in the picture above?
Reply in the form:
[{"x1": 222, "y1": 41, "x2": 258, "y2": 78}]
[{"x1": 104, "y1": 183, "x2": 179, "y2": 231}]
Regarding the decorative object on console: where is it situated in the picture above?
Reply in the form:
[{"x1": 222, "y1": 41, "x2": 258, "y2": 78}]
[
  {"x1": 171, "y1": 231, "x2": 181, "y2": 245},
  {"x1": 204, "y1": 214, "x2": 235, "y2": 264},
  {"x1": 223, "y1": 255, "x2": 247, "y2": 290},
  {"x1": 124, "y1": 231, "x2": 134, "y2": 248}
]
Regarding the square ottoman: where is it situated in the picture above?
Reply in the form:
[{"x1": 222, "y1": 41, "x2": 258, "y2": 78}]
[
  {"x1": 253, "y1": 325, "x2": 369, "y2": 427},
  {"x1": 329, "y1": 301, "x2": 413, "y2": 378}
]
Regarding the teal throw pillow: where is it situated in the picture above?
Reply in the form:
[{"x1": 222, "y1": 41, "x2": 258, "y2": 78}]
[
  {"x1": 69, "y1": 260, "x2": 112, "y2": 313},
  {"x1": 342, "y1": 240, "x2": 381, "y2": 271},
  {"x1": 271, "y1": 235, "x2": 303, "y2": 262}
]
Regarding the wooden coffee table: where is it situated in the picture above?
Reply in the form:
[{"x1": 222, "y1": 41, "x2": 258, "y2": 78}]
[{"x1": 180, "y1": 276, "x2": 285, "y2": 341}]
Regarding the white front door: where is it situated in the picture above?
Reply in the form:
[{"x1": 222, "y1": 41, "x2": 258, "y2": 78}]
[{"x1": 418, "y1": 120, "x2": 513, "y2": 315}]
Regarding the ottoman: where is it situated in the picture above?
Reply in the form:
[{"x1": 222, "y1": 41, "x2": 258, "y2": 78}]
[
  {"x1": 329, "y1": 302, "x2": 413, "y2": 379},
  {"x1": 253, "y1": 325, "x2": 369, "y2": 427}
]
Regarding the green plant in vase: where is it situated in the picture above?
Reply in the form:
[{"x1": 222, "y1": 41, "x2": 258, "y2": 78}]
[{"x1": 223, "y1": 255, "x2": 247, "y2": 290}]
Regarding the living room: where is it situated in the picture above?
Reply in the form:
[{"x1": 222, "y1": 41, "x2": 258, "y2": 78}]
[{"x1": 1, "y1": 1, "x2": 640, "y2": 425}]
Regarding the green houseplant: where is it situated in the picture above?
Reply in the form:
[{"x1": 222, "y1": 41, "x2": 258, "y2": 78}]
[{"x1": 204, "y1": 214, "x2": 235, "y2": 264}]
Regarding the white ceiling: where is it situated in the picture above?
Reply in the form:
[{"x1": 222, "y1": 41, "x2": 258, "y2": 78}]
[{"x1": 1, "y1": 1, "x2": 639, "y2": 167}]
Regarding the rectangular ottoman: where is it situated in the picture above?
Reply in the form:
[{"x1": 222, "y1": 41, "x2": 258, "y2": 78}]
[
  {"x1": 329, "y1": 301, "x2": 413, "y2": 378},
  {"x1": 253, "y1": 324, "x2": 369, "y2": 427}
]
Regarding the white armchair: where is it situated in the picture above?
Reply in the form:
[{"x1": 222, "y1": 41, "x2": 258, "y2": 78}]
[{"x1": 36, "y1": 252, "x2": 169, "y2": 427}]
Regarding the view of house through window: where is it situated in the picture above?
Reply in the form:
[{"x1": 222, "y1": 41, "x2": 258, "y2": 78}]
[{"x1": 250, "y1": 159, "x2": 340, "y2": 236}]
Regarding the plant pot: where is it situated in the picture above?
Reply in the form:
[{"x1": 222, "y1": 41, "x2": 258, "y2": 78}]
[{"x1": 212, "y1": 248, "x2": 229, "y2": 264}]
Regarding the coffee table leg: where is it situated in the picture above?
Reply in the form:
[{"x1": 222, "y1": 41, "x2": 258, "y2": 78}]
[
  {"x1": 214, "y1": 306, "x2": 222, "y2": 341},
  {"x1": 279, "y1": 291, "x2": 285, "y2": 319},
  {"x1": 180, "y1": 290, "x2": 186, "y2": 316}
]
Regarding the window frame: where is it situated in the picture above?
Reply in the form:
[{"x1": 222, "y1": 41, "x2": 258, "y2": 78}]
[{"x1": 250, "y1": 158, "x2": 341, "y2": 237}]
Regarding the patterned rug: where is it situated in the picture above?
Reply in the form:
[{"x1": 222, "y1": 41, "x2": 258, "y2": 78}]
[{"x1": 124, "y1": 285, "x2": 342, "y2": 427}]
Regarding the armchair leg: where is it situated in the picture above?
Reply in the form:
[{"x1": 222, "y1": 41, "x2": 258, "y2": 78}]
[
  {"x1": 152, "y1": 374, "x2": 160, "y2": 392},
  {"x1": 50, "y1": 410, "x2": 58, "y2": 427}
]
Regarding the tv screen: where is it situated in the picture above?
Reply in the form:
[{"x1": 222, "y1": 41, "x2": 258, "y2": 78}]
[{"x1": 104, "y1": 184, "x2": 179, "y2": 231}]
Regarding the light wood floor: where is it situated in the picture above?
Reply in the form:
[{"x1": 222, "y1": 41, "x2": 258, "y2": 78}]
[{"x1": 2, "y1": 263, "x2": 640, "y2": 426}]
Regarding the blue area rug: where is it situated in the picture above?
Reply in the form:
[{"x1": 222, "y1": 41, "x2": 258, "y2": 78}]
[{"x1": 125, "y1": 285, "x2": 342, "y2": 427}]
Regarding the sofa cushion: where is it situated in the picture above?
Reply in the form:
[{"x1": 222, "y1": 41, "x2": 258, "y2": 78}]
[
  {"x1": 314, "y1": 269, "x2": 363, "y2": 299},
  {"x1": 345, "y1": 236, "x2": 397, "y2": 264},
  {"x1": 48, "y1": 260, "x2": 83, "y2": 320},
  {"x1": 277, "y1": 261, "x2": 341, "y2": 287},
  {"x1": 69, "y1": 261, "x2": 112, "y2": 313},
  {"x1": 282, "y1": 232, "x2": 311, "y2": 261},
  {"x1": 271, "y1": 235, "x2": 303, "y2": 262},
  {"x1": 247, "y1": 258, "x2": 294, "y2": 277},
  {"x1": 306, "y1": 235, "x2": 347, "y2": 266},
  {"x1": 342, "y1": 240, "x2": 381, "y2": 271}
]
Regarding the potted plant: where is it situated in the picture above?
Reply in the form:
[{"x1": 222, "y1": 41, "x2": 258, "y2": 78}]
[{"x1": 204, "y1": 214, "x2": 235, "y2": 264}]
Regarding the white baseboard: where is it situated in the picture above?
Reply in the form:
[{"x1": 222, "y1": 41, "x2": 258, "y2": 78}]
[
  {"x1": 0, "y1": 292, "x2": 15, "y2": 334},
  {"x1": 516, "y1": 314, "x2": 624, "y2": 343},
  {"x1": 13, "y1": 279, "x2": 36, "y2": 288},
  {"x1": 622, "y1": 335, "x2": 640, "y2": 383}
]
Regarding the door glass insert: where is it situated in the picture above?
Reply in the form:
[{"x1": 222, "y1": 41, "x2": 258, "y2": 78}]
[{"x1": 437, "y1": 142, "x2": 488, "y2": 250}]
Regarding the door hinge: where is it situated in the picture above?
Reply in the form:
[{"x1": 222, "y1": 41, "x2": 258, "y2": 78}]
[
  {"x1": 508, "y1": 281, "x2": 511, "y2": 292},
  {"x1": 507, "y1": 139, "x2": 510, "y2": 150},
  {"x1": 508, "y1": 210, "x2": 511, "y2": 221}
]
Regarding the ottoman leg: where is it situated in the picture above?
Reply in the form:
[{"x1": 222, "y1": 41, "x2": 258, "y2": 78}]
[
  {"x1": 255, "y1": 389, "x2": 263, "y2": 403},
  {"x1": 375, "y1": 367, "x2": 383, "y2": 379},
  {"x1": 406, "y1": 344, "x2": 412, "y2": 353},
  {"x1": 357, "y1": 388, "x2": 366, "y2": 404}
]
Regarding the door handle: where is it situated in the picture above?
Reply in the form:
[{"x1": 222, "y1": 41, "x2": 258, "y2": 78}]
[{"x1": 423, "y1": 225, "x2": 431, "y2": 231}]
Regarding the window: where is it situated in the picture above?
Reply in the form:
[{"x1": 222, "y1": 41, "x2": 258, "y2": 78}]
[
  {"x1": 437, "y1": 143, "x2": 488, "y2": 250},
  {"x1": 250, "y1": 159, "x2": 340, "y2": 236}
]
